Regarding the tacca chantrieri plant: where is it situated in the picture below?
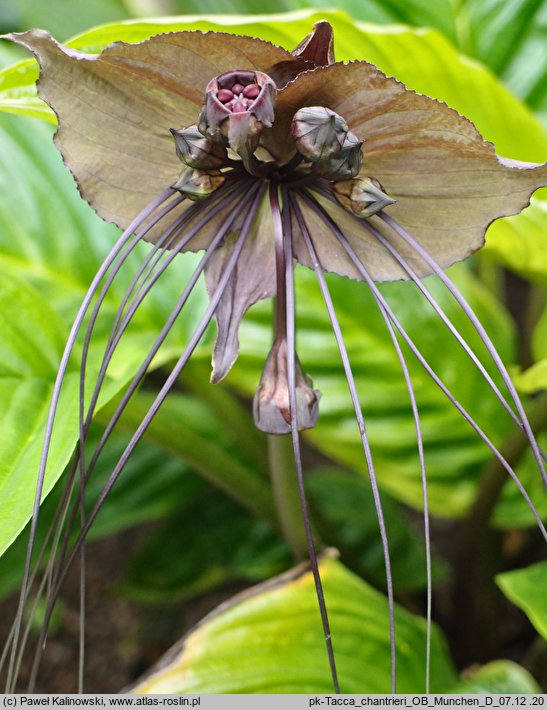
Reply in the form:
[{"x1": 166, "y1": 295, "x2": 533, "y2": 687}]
[{"x1": 3, "y1": 20, "x2": 547, "y2": 694}]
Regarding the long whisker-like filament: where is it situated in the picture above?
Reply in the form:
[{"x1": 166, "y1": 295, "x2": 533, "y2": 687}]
[
  {"x1": 289, "y1": 192, "x2": 397, "y2": 693},
  {"x1": 79, "y1": 185, "x2": 258, "y2": 498},
  {"x1": 26, "y1": 184, "x2": 266, "y2": 691},
  {"x1": 28, "y1": 184, "x2": 260, "y2": 663},
  {"x1": 35, "y1": 186, "x2": 251, "y2": 615},
  {"x1": 4, "y1": 186, "x2": 176, "y2": 694},
  {"x1": 1, "y1": 466, "x2": 81, "y2": 687},
  {"x1": 275, "y1": 186, "x2": 340, "y2": 693},
  {"x1": 379, "y1": 212, "x2": 547, "y2": 480},
  {"x1": 363, "y1": 225, "x2": 516, "y2": 421},
  {"x1": 79, "y1": 182, "x2": 249, "y2": 466},
  {"x1": 302, "y1": 192, "x2": 547, "y2": 540},
  {"x1": 315, "y1": 188, "x2": 547, "y2": 462},
  {"x1": 33, "y1": 188, "x2": 255, "y2": 618}
]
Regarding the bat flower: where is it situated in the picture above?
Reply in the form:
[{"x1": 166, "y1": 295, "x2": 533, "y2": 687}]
[{"x1": 5, "y1": 21, "x2": 547, "y2": 694}]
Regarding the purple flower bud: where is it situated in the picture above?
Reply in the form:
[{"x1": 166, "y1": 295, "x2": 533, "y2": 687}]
[
  {"x1": 170, "y1": 125, "x2": 227, "y2": 170},
  {"x1": 332, "y1": 177, "x2": 396, "y2": 217},
  {"x1": 317, "y1": 131, "x2": 363, "y2": 181},
  {"x1": 253, "y1": 339, "x2": 320, "y2": 435},
  {"x1": 172, "y1": 165, "x2": 225, "y2": 200},
  {"x1": 291, "y1": 106, "x2": 348, "y2": 162},
  {"x1": 198, "y1": 69, "x2": 276, "y2": 159}
]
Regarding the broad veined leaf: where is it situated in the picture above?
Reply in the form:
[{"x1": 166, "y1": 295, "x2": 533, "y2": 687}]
[
  {"x1": 484, "y1": 196, "x2": 547, "y2": 284},
  {"x1": 306, "y1": 468, "x2": 446, "y2": 591},
  {"x1": 496, "y1": 561, "x2": 547, "y2": 641},
  {"x1": 96, "y1": 389, "x2": 275, "y2": 525},
  {"x1": 448, "y1": 660, "x2": 541, "y2": 694},
  {"x1": 120, "y1": 486, "x2": 290, "y2": 605},
  {"x1": 131, "y1": 556, "x2": 457, "y2": 693},
  {"x1": 119, "y1": 463, "x2": 442, "y2": 604},
  {"x1": 0, "y1": 113, "x2": 210, "y2": 557},
  {"x1": 6, "y1": 0, "x2": 129, "y2": 42},
  {"x1": 0, "y1": 270, "x2": 171, "y2": 556}
]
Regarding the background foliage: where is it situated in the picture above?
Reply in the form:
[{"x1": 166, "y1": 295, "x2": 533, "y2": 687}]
[{"x1": 0, "y1": 0, "x2": 546, "y2": 694}]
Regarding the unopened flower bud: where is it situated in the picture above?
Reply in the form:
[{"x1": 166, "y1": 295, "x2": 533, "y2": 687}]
[
  {"x1": 291, "y1": 106, "x2": 348, "y2": 162},
  {"x1": 332, "y1": 177, "x2": 396, "y2": 217},
  {"x1": 170, "y1": 125, "x2": 227, "y2": 170},
  {"x1": 172, "y1": 166, "x2": 225, "y2": 200},
  {"x1": 198, "y1": 70, "x2": 276, "y2": 159},
  {"x1": 253, "y1": 339, "x2": 320, "y2": 435},
  {"x1": 316, "y1": 131, "x2": 363, "y2": 180}
]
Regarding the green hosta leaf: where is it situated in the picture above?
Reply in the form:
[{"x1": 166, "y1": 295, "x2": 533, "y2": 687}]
[
  {"x1": 122, "y1": 464, "x2": 444, "y2": 605},
  {"x1": 496, "y1": 561, "x2": 547, "y2": 641},
  {"x1": 306, "y1": 469, "x2": 446, "y2": 591},
  {"x1": 121, "y1": 487, "x2": 290, "y2": 605},
  {"x1": 131, "y1": 556, "x2": 457, "y2": 693},
  {"x1": 484, "y1": 196, "x2": 547, "y2": 284},
  {"x1": 8, "y1": 0, "x2": 129, "y2": 42},
  {"x1": 0, "y1": 270, "x2": 150, "y2": 556},
  {"x1": 96, "y1": 389, "x2": 275, "y2": 525},
  {"x1": 449, "y1": 660, "x2": 541, "y2": 694},
  {"x1": 0, "y1": 113, "x2": 209, "y2": 557}
]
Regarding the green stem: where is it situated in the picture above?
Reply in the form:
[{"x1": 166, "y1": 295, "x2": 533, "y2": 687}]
[{"x1": 267, "y1": 434, "x2": 309, "y2": 559}]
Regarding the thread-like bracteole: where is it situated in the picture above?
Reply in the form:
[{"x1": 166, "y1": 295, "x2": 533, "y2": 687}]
[
  {"x1": 27, "y1": 184, "x2": 261, "y2": 676},
  {"x1": 305, "y1": 192, "x2": 547, "y2": 540},
  {"x1": 290, "y1": 191, "x2": 397, "y2": 692},
  {"x1": 4, "y1": 187, "x2": 176, "y2": 694},
  {"x1": 26, "y1": 185, "x2": 266, "y2": 690},
  {"x1": 276, "y1": 185, "x2": 340, "y2": 693},
  {"x1": 46, "y1": 186, "x2": 251, "y2": 597},
  {"x1": 380, "y1": 212, "x2": 547, "y2": 484},
  {"x1": 310, "y1": 185, "x2": 526, "y2": 434}
]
